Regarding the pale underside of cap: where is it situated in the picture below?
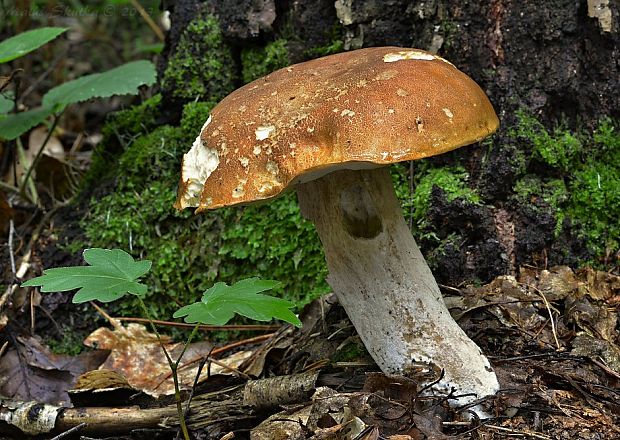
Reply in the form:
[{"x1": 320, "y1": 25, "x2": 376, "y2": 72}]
[{"x1": 175, "y1": 47, "x2": 499, "y2": 212}]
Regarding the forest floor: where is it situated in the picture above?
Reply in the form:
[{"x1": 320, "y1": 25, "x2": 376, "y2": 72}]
[{"x1": 1, "y1": 239, "x2": 619, "y2": 439}]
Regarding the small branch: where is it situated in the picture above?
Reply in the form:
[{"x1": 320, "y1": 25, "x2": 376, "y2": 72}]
[
  {"x1": 520, "y1": 282, "x2": 561, "y2": 350},
  {"x1": 8, "y1": 218, "x2": 16, "y2": 277},
  {"x1": 19, "y1": 112, "x2": 63, "y2": 201},
  {"x1": 49, "y1": 422, "x2": 86, "y2": 440},
  {"x1": 116, "y1": 316, "x2": 279, "y2": 331},
  {"x1": 89, "y1": 301, "x2": 124, "y2": 332},
  {"x1": 129, "y1": 0, "x2": 165, "y2": 42},
  {"x1": 483, "y1": 424, "x2": 552, "y2": 439}
]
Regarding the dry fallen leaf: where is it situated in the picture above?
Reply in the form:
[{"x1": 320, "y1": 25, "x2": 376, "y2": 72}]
[
  {"x1": 0, "y1": 335, "x2": 108, "y2": 405},
  {"x1": 83, "y1": 323, "x2": 251, "y2": 397}
]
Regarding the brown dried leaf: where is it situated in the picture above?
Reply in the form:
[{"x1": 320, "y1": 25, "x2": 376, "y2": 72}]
[
  {"x1": 577, "y1": 267, "x2": 620, "y2": 301},
  {"x1": 0, "y1": 335, "x2": 107, "y2": 405},
  {"x1": 83, "y1": 323, "x2": 251, "y2": 397},
  {"x1": 72, "y1": 369, "x2": 132, "y2": 391}
]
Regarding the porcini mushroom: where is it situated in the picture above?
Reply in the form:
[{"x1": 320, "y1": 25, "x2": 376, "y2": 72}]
[{"x1": 175, "y1": 47, "x2": 500, "y2": 405}]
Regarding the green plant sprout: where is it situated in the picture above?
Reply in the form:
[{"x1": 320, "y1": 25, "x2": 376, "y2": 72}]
[
  {"x1": 0, "y1": 27, "x2": 156, "y2": 204},
  {"x1": 22, "y1": 248, "x2": 301, "y2": 440}
]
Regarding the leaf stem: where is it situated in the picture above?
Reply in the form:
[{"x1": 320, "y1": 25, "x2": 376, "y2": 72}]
[
  {"x1": 137, "y1": 296, "x2": 191, "y2": 440},
  {"x1": 19, "y1": 110, "x2": 63, "y2": 202}
]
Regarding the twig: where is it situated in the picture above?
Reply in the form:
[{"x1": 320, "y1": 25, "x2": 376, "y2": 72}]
[
  {"x1": 520, "y1": 283, "x2": 561, "y2": 350},
  {"x1": 116, "y1": 316, "x2": 279, "y2": 331},
  {"x1": 8, "y1": 218, "x2": 16, "y2": 276},
  {"x1": 484, "y1": 424, "x2": 552, "y2": 439},
  {"x1": 201, "y1": 357, "x2": 250, "y2": 379},
  {"x1": 30, "y1": 289, "x2": 35, "y2": 334},
  {"x1": 178, "y1": 333, "x2": 274, "y2": 371},
  {"x1": 0, "y1": 341, "x2": 9, "y2": 358},
  {"x1": 129, "y1": 0, "x2": 165, "y2": 42},
  {"x1": 0, "y1": 252, "x2": 31, "y2": 311},
  {"x1": 89, "y1": 301, "x2": 124, "y2": 332},
  {"x1": 591, "y1": 356, "x2": 620, "y2": 379},
  {"x1": 49, "y1": 422, "x2": 87, "y2": 440},
  {"x1": 20, "y1": 112, "x2": 63, "y2": 200},
  {"x1": 0, "y1": 180, "x2": 21, "y2": 195}
]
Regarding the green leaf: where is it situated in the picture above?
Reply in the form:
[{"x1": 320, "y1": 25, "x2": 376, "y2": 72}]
[
  {"x1": 0, "y1": 27, "x2": 67, "y2": 63},
  {"x1": 22, "y1": 248, "x2": 152, "y2": 304},
  {"x1": 43, "y1": 60, "x2": 156, "y2": 109},
  {"x1": 0, "y1": 94, "x2": 13, "y2": 114},
  {"x1": 173, "y1": 278, "x2": 302, "y2": 327},
  {"x1": 0, "y1": 105, "x2": 56, "y2": 140}
]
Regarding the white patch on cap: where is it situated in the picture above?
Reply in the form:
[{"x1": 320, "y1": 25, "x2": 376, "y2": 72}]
[
  {"x1": 266, "y1": 161, "x2": 279, "y2": 176},
  {"x1": 341, "y1": 109, "x2": 355, "y2": 117},
  {"x1": 416, "y1": 116, "x2": 424, "y2": 132},
  {"x1": 255, "y1": 125, "x2": 276, "y2": 140},
  {"x1": 239, "y1": 157, "x2": 250, "y2": 167},
  {"x1": 232, "y1": 179, "x2": 247, "y2": 198},
  {"x1": 180, "y1": 134, "x2": 220, "y2": 207},
  {"x1": 383, "y1": 50, "x2": 435, "y2": 62},
  {"x1": 258, "y1": 181, "x2": 275, "y2": 194},
  {"x1": 201, "y1": 114, "x2": 212, "y2": 131},
  {"x1": 253, "y1": 145, "x2": 262, "y2": 155},
  {"x1": 396, "y1": 88, "x2": 409, "y2": 96},
  {"x1": 443, "y1": 108, "x2": 454, "y2": 120}
]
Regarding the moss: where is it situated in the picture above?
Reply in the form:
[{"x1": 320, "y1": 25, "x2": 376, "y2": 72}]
[
  {"x1": 217, "y1": 193, "x2": 329, "y2": 306},
  {"x1": 390, "y1": 164, "x2": 479, "y2": 241},
  {"x1": 332, "y1": 339, "x2": 367, "y2": 363},
  {"x1": 241, "y1": 39, "x2": 290, "y2": 84},
  {"x1": 304, "y1": 39, "x2": 344, "y2": 58},
  {"x1": 512, "y1": 110, "x2": 583, "y2": 172},
  {"x1": 440, "y1": 19, "x2": 458, "y2": 50},
  {"x1": 84, "y1": 94, "x2": 163, "y2": 186},
  {"x1": 46, "y1": 324, "x2": 87, "y2": 356},
  {"x1": 161, "y1": 15, "x2": 236, "y2": 101},
  {"x1": 512, "y1": 113, "x2": 620, "y2": 258},
  {"x1": 568, "y1": 161, "x2": 619, "y2": 255},
  {"x1": 303, "y1": 24, "x2": 345, "y2": 58},
  {"x1": 180, "y1": 100, "x2": 217, "y2": 136},
  {"x1": 513, "y1": 175, "x2": 568, "y2": 236}
]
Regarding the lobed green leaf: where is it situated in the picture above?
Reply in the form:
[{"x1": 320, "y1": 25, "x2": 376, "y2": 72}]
[
  {"x1": 173, "y1": 278, "x2": 301, "y2": 327},
  {"x1": 22, "y1": 248, "x2": 151, "y2": 304}
]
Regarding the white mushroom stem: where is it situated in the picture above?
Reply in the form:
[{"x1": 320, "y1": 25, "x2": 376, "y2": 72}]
[{"x1": 296, "y1": 167, "x2": 499, "y2": 406}]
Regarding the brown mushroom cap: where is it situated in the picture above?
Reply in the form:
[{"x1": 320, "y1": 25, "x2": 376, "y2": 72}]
[{"x1": 175, "y1": 46, "x2": 499, "y2": 212}]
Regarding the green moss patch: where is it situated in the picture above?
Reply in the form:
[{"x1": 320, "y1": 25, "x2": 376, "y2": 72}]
[
  {"x1": 392, "y1": 164, "x2": 480, "y2": 238},
  {"x1": 512, "y1": 114, "x2": 620, "y2": 257},
  {"x1": 241, "y1": 39, "x2": 290, "y2": 84},
  {"x1": 161, "y1": 15, "x2": 236, "y2": 101}
]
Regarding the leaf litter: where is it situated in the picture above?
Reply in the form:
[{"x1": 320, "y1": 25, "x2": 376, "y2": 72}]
[{"x1": 0, "y1": 265, "x2": 618, "y2": 438}]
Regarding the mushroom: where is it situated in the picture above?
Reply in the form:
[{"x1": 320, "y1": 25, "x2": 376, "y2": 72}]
[{"x1": 175, "y1": 47, "x2": 500, "y2": 406}]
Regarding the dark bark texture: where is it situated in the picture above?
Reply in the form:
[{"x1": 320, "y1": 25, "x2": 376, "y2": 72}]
[{"x1": 158, "y1": 0, "x2": 618, "y2": 285}]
